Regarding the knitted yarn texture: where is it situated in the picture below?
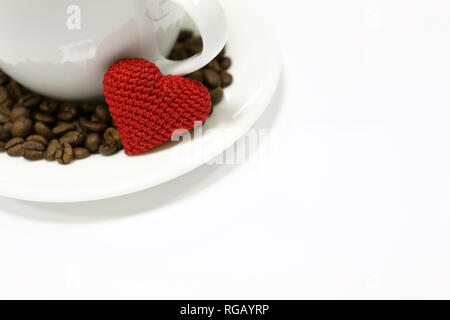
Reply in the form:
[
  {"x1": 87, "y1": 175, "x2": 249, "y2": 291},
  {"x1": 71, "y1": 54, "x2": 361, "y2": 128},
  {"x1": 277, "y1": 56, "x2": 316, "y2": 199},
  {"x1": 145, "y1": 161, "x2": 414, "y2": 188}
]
[{"x1": 103, "y1": 58, "x2": 211, "y2": 155}]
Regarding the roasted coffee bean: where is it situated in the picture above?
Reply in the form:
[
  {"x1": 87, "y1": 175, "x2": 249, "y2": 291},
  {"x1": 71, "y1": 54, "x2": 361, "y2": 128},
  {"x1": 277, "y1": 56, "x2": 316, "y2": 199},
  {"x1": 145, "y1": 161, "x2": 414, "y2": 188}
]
[
  {"x1": 23, "y1": 150, "x2": 44, "y2": 161},
  {"x1": 23, "y1": 140, "x2": 45, "y2": 160},
  {"x1": 10, "y1": 106, "x2": 31, "y2": 121},
  {"x1": 11, "y1": 117, "x2": 32, "y2": 138},
  {"x1": 94, "y1": 104, "x2": 112, "y2": 123},
  {"x1": 34, "y1": 122, "x2": 55, "y2": 140},
  {"x1": 39, "y1": 100, "x2": 59, "y2": 114},
  {"x1": 57, "y1": 103, "x2": 78, "y2": 122},
  {"x1": 173, "y1": 42, "x2": 185, "y2": 52},
  {"x1": 23, "y1": 139, "x2": 46, "y2": 160},
  {"x1": 183, "y1": 37, "x2": 203, "y2": 53},
  {"x1": 220, "y1": 57, "x2": 231, "y2": 70},
  {"x1": 44, "y1": 139, "x2": 59, "y2": 161},
  {"x1": 90, "y1": 114, "x2": 101, "y2": 122},
  {"x1": 203, "y1": 69, "x2": 221, "y2": 88},
  {"x1": 0, "y1": 86, "x2": 10, "y2": 104},
  {"x1": 207, "y1": 60, "x2": 222, "y2": 72},
  {"x1": 0, "y1": 106, "x2": 10, "y2": 124},
  {"x1": 0, "y1": 98, "x2": 13, "y2": 110},
  {"x1": 52, "y1": 122, "x2": 75, "y2": 136},
  {"x1": 23, "y1": 141, "x2": 45, "y2": 151},
  {"x1": 220, "y1": 71, "x2": 233, "y2": 88},
  {"x1": 103, "y1": 127, "x2": 121, "y2": 146},
  {"x1": 169, "y1": 49, "x2": 189, "y2": 61},
  {"x1": 26, "y1": 135, "x2": 48, "y2": 146},
  {"x1": 73, "y1": 147, "x2": 90, "y2": 160},
  {"x1": 177, "y1": 30, "x2": 193, "y2": 42},
  {"x1": 59, "y1": 131, "x2": 85, "y2": 146},
  {"x1": 0, "y1": 70, "x2": 7, "y2": 86},
  {"x1": 186, "y1": 70, "x2": 204, "y2": 83},
  {"x1": 210, "y1": 87, "x2": 224, "y2": 106},
  {"x1": 73, "y1": 121, "x2": 85, "y2": 134},
  {"x1": 55, "y1": 142, "x2": 73, "y2": 165},
  {"x1": 0, "y1": 141, "x2": 5, "y2": 151},
  {"x1": 5, "y1": 137, "x2": 24, "y2": 157},
  {"x1": 6, "y1": 81, "x2": 23, "y2": 101},
  {"x1": 0, "y1": 122, "x2": 12, "y2": 142},
  {"x1": 99, "y1": 143, "x2": 118, "y2": 156},
  {"x1": 18, "y1": 94, "x2": 42, "y2": 108},
  {"x1": 80, "y1": 103, "x2": 95, "y2": 114},
  {"x1": 84, "y1": 133, "x2": 102, "y2": 153},
  {"x1": 34, "y1": 112, "x2": 56, "y2": 125},
  {"x1": 79, "y1": 117, "x2": 108, "y2": 133}
]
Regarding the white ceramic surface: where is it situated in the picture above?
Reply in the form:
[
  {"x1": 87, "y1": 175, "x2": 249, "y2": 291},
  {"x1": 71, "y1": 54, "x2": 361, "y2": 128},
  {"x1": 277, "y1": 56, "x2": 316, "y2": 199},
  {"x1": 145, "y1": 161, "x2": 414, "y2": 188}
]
[
  {"x1": 0, "y1": 0, "x2": 227, "y2": 100},
  {"x1": 0, "y1": 0, "x2": 281, "y2": 203}
]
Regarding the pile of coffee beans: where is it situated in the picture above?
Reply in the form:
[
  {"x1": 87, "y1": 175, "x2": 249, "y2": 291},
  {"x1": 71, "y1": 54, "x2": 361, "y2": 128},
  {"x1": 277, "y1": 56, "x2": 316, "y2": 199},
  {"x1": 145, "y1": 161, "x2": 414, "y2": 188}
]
[
  {"x1": 170, "y1": 30, "x2": 233, "y2": 108},
  {"x1": 0, "y1": 30, "x2": 233, "y2": 164},
  {"x1": 0, "y1": 84, "x2": 123, "y2": 164}
]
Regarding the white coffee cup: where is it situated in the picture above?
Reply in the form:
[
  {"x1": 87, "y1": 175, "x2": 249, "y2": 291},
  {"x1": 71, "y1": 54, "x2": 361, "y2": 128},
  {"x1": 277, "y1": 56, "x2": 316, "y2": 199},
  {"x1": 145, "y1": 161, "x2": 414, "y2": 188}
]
[{"x1": 0, "y1": 0, "x2": 227, "y2": 101}]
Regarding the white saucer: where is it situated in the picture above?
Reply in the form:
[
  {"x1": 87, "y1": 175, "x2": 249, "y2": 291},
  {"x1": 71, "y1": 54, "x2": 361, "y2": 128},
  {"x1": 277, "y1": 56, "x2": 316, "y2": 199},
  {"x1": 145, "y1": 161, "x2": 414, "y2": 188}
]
[{"x1": 0, "y1": 0, "x2": 281, "y2": 203}]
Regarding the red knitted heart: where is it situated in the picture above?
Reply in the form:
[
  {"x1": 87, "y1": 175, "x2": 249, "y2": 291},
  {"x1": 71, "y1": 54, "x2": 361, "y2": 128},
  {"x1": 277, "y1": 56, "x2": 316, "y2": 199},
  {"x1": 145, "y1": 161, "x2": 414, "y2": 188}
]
[{"x1": 103, "y1": 58, "x2": 211, "y2": 156}]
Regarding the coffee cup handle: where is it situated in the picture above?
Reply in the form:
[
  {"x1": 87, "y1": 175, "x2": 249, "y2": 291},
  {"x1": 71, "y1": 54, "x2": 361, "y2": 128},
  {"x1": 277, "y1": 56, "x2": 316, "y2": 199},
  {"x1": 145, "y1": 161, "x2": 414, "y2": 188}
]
[{"x1": 155, "y1": 0, "x2": 227, "y2": 75}]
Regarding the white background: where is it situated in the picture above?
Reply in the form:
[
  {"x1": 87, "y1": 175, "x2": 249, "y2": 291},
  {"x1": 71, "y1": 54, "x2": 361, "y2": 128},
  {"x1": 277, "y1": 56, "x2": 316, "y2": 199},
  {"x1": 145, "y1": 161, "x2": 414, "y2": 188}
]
[{"x1": 1, "y1": 0, "x2": 450, "y2": 299}]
